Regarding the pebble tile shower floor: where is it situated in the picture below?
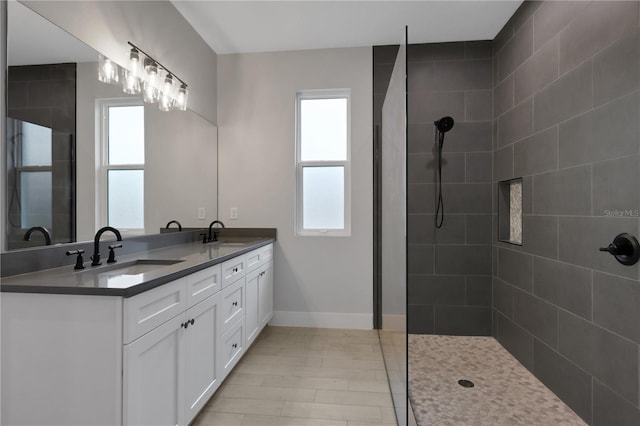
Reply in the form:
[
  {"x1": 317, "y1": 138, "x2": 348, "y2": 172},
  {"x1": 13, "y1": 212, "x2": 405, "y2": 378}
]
[
  {"x1": 192, "y1": 326, "x2": 397, "y2": 426},
  {"x1": 409, "y1": 334, "x2": 586, "y2": 425}
]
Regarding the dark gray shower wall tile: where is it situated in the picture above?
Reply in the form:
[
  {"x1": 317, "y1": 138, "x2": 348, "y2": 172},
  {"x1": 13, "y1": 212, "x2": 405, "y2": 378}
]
[
  {"x1": 514, "y1": 289, "x2": 558, "y2": 348},
  {"x1": 408, "y1": 42, "x2": 464, "y2": 62},
  {"x1": 558, "y1": 310, "x2": 639, "y2": 404},
  {"x1": 559, "y1": 216, "x2": 640, "y2": 279},
  {"x1": 442, "y1": 122, "x2": 492, "y2": 153},
  {"x1": 593, "y1": 271, "x2": 640, "y2": 344},
  {"x1": 408, "y1": 214, "x2": 434, "y2": 244},
  {"x1": 532, "y1": 165, "x2": 591, "y2": 216},
  {"x1": 514, "y1": 35, "x2": 558, "y2": 104},
  {"x1": 435, "y1": 245, "x2": 492, "y2": 276},
  {"x1": 510, "y1": 2, "x2": 542, "y2": 34},
  {"x1": 493, "y1": 145, "x2": 513, "y2": 182},
  {"x1": 492, "y1": 245, "x2": 498, "y2": 278},
  {"x1": 408, "y1": 123, "x2": 432, "y2": 154},
  {"x1": 464, "y1": 41, "x2": 492, "y2": 59},
  {"x1": 374, "y1": 62, "x2": 395, "y2": 95},
  {"x1": 373, "y1": 44, "x2": 399, "y2": 64},
  {"x1": 491, "y1": 309, "x2": 498, "y2": 337},
  {"x1": 408, "y1": 274, "x2": 466, "y2": 306},
  {"x1": 522, "y1": 175, "x2": 533, "y2": 215},
  {"x1": 466, "y1": 152, "x2": 492, "y2": 183},
  {"x1": 408, "y1": 304, "x2": 434, "y2": 334},
  {"x1": 373, "y1": 93, "x2": 384, "y2": 125},
  {"x1": 407, "y1": 61, "x2": 433, "y2": 93},
  {"x1": 494, "y1": 74, "x2": 514, "y2": 118},
  {"x1": 533, "y1": 257, "x2": 592, "y2": 320},
  {"x1": 432, "y1": 59, "x2": 492, "y2": 92},
  {"x1": 9, "y1": 107, "x2": 52, "y2": 128},
  {"x1": 466, "y1": 214, "x2": 492, "y2": 244},
  {"x1": 493, "y1": 20, "x2": 514, "y2": 57},
  {"x1": 533, "y1": 339, "x2": 592, "y2": 424},
  {"x1": 497, "y1": 99, "x2": 533, "y2": 148},
  {"x1": 558, "y1": 0, "x2": 639, "y2": 75},
  {"x1": 513, "y1": 127, "x2": 558, "y2": 177},
  {"x1": 497, "y1": 313, "x2": 534, "y2": 371},
  {"x1": 434, "y1": 306, "x2": 491, "y2": 336},
  {"x1": 559, "y1": 92, "x2": 640, "y2": 168},
  {"x1": 497, "y1": 17, "x2": 533, "y2": 82},
  {"x1": 408, "y1": 184, "x2": 435, "y2": 214},
  {"x1": 498, "y1": 248, "x2": 533, "y2": 292},
  {"x1": 408, "y1": 90, "x2": 465, "y2": 125},
  {"x1": 426, "y1": 153, "x2": 466, "y2": 183},
  {"x1": 592, "y1": 155, "x2": 640, "y2": 217},
  {"x1": 465, "y1": 90, "x2": 492, "y2": 122},
  {"x1": 593, "y1": 30, "x2": 640, "y2": 107},
  {"x1": 28, "y1": 80, "x2": 75, "y2": 108},
  {"x1": 593, "y1": 380, "x2": 640, "y2": 426},
  {"x1": 493, "y1": 278, "x2": 514, "y2": 318},
  {"x1": 408, "y1": 244, "x2": 434, "y2": 275},
  {"x1": 522, "y1": 215, "x2": 558, "y2": 258},
  {"x1": 533, "y1": 1, "x2": 588, "y2": 50},
  {"x1": 7, "y1": 81, "x2": 28, "y2": 108},
  {"x1": 434, "y1": 214, "x2": 466, "y2": 245},
  {"x1": 442, "y1": 183, "x2": 491, "y2": 214},
  {"x1": 466, "y1": 276, "x2": 491, "y2": 307},
  {"x1": 533, "y1": 59, "x2": 592, "y2": 132}
]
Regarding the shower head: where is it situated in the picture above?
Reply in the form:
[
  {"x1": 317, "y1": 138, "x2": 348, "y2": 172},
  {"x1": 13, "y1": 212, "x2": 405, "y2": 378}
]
[{"x1": 434, "y1": 116, "x2": 455, "y2": 133}]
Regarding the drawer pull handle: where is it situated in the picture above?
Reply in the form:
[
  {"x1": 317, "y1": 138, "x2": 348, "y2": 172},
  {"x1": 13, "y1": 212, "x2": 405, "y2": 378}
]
[
  {"x1": 232, "y1": 267, "x2": 238, "y2": 273},
  {"x1": 232, "y1": 343, "x2": 237, "y2": 349},
  {"x1": 190, "y1": 319, "x2": 195, "y2": 326},
  {"x1": 232, "y1": 301, "x2": 238, "y2": 307},
  {"x1": 181, "y1": 322, "x2": 188, "y2": 329}
]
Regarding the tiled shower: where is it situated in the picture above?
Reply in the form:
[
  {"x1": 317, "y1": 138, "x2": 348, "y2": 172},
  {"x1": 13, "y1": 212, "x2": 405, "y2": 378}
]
[{"x1": 375, "y1": 1, "x2": 640, "y2": 424}]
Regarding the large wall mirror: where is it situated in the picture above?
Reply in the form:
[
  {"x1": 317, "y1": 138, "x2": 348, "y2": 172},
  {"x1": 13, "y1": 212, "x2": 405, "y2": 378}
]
[{"x1": 3, "y1": 1, "x2": 218, "y2": 251}]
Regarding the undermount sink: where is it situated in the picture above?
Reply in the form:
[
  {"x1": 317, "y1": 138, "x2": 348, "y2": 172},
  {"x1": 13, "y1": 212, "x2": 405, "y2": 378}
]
[{"x1": 96, "y1": 259, "x2": 184, "y2": 277}]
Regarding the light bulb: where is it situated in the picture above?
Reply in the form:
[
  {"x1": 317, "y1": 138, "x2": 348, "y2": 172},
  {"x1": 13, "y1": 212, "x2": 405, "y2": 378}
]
[{"x1": 129, "y1": 47, "x2": 141, "y2": 77}]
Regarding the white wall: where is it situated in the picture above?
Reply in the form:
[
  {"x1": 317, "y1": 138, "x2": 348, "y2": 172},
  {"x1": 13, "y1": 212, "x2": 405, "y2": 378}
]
[
  {"x1": 21, "y1": 0, "x2": 217, "y2": 124},
  {"x1": 218, "y1": 47, "x2": 373, "y2": 329}
]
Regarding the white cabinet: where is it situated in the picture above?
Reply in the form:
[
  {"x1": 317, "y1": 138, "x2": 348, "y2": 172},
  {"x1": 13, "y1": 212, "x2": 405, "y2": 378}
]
[
  {"x1": 246, "y1": 244, "x2": 274, "y2": 347},
  {"x1": 123, "y1": 314, "x2": 185, "y2": 426}
]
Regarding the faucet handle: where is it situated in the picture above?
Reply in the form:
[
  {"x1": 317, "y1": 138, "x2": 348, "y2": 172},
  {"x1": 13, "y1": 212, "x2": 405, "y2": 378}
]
[
  {"x1": 200, "y1": 232, "x2": 209, "y2": 244},
  {"x1": 66, "y1": 249, "x2": 86, "y2": 270},
  {"x1": 107, "y1": 244, "x2": 122, "y2": 264}
]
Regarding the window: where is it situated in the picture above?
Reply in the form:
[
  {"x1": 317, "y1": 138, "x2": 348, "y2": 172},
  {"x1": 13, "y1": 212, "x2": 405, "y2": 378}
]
[
  {"x1": 296, "y1": 90, "x2": 351, "y2": 236},
  {"x1": 99, "y1": 100, "x2": 144, "y2": 233}
]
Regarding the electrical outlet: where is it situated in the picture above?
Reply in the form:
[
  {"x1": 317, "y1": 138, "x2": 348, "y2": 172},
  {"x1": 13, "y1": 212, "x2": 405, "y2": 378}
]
[
  {"x1": 198, "y1": 207, "x2": 205, "y2": 220},
  {"x1": 230, "y1": 207, "x2": 238, "y2": 220}
]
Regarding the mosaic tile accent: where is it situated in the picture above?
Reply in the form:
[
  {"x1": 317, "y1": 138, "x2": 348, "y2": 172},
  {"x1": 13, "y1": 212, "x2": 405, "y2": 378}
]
[
  {"x1": 408, "y1": 334, "x2": 586, "y2": 425},
  {"x1": 510, "y1": 180, "x2": 522, "y2": 244}
]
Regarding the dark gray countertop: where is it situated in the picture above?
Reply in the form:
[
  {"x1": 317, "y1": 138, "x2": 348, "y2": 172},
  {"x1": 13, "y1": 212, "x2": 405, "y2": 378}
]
[{"x1": 0, "y1": 237, "x2": 274, "y2": 297}]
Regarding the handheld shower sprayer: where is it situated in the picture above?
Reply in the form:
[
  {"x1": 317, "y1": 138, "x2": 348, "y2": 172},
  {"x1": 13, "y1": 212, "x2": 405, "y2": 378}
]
[{"x1": 434, "y1": 116, "x2": 454, "y2": 228}]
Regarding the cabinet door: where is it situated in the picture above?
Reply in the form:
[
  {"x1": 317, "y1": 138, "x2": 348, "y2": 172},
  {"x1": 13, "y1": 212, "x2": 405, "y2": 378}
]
[
  {"x1": 184, "y1": 293, "x2": 221, "y2": 424},
  {"x1": 123, "y1": 314, "x2": 185, "y2": 426},
  {"x1": 245, "y1": 269, "x2": 260, "y2": 346},
  {"x1": 258, "y1": 262, "x2": 274, "y2": 327}
]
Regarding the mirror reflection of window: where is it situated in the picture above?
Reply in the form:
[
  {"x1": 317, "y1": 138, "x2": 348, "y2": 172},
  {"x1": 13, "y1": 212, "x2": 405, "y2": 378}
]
[{"x1": 100, "y1": 102, "x2": 145, "y2": 233}]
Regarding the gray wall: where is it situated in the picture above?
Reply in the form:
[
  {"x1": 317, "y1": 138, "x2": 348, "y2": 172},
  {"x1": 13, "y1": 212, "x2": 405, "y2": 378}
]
[
  {"x1": 400, "y1": 42, "x2": 494, "y2": 335},
  {"x1": 492, "y1": 1, "x2": 640, "y2": 424}
]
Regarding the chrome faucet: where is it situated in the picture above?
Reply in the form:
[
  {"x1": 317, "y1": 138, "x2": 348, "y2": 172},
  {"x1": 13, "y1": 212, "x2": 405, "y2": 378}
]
[
  {"x1": 91, "y1": 226, "x2": 122, "y2": 266},
  {"x1": 166, "y1": 220, "x2": 182, "y2": 231},
  {"x1": 24, "y1": 226, "x2": 52, "y2": 245},
  {"x1": 207, "y1": 220, "x2": 225, "y2": 242}
]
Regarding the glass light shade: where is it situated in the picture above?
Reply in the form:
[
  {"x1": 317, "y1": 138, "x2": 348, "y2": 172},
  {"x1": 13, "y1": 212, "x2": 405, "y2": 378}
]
[
  {"x1": 143, "y1": 81, "x2": 159, "y2": 103},
  {"x1": 98, "y1": 54, "x2": 119, "y2": 84},
  {"x1": 122, "y1": 69, "x2": 141, "y2": 94},
  {"x1": 175, "y1": 84, "x2": 188, "y2": 111},
  {"x1": 158, "y1": 74, "x2": 175, "y2": 111},
  {"x1": 143, "y1": 60, "x2": 160, "y2": 103},
  {"x1": 129, "y1": 48, "x2": 141, "y2": 77}
]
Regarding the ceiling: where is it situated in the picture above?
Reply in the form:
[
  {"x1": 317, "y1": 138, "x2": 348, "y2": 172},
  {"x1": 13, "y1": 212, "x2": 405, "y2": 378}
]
[{"x1": 171, "y1": 1, "x2": 523, "y2": 55}]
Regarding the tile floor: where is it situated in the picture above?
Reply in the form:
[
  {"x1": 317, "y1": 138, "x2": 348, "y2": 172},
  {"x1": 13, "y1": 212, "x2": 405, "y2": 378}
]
[
  {"x1": 408, "y1": 334, "x2": 586, "y2": 425},
  {"x1": 192, "y1": 326, "x2": 398, "y2": 426}
]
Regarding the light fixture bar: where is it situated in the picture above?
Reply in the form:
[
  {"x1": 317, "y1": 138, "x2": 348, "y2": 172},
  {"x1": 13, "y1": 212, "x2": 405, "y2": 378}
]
[{"x1": 127, "y1": 41, "x2": 187, "y2": 88}]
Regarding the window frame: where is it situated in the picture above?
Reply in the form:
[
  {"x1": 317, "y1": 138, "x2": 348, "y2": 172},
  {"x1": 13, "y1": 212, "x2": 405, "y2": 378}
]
[
  {"x1": 97, "y1": 98, "x2": 145, "y2": 235},
  {"x1": 295, "y1": 89, "x2": 351, "y2": 237}
]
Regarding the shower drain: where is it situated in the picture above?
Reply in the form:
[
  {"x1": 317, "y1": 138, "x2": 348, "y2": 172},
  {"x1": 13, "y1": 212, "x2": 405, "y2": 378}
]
[{"x1": 458, "y1": 379, "x2": 475, "y2": 388}]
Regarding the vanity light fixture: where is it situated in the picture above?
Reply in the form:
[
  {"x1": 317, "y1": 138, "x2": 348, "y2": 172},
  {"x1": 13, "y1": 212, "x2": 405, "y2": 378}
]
[{"x1": 97, "y1": 42, "x2": 189, "y2": 111}]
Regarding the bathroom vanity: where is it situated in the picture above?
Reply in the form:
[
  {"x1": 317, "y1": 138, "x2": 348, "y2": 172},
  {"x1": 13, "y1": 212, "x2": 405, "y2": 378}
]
[{"x1": 1, "y1": 238, "x2": 274, "y2": 426}]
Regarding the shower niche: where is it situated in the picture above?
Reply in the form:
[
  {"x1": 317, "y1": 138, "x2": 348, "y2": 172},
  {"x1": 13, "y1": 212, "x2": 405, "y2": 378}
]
[{"x1": 498, "y1": 178, "x2": 522, "y2": 245}]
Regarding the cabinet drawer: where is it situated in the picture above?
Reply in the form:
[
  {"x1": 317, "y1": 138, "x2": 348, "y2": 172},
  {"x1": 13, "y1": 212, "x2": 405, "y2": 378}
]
[
  {"x1": 186, "y1": 264, "x2": 221, "y2": 307},
  {"x1": 221, "y1": 255, "x2": 246, "y2": 288},
  {"x1": 245, "y1": 248, "x2": 262, "y2": 273},
  {"x1": 260, "y1": 243, "x2": 273, "y2": 264},
  {"x1": 124, "y1": 279, "x2": 187, "y2": 344},
  {"x1": 218, "y1": 318, "x2": 244, "y2": 378},
  {"x1": 221, "y1": 278, "x2": 245, "y2": 333}
]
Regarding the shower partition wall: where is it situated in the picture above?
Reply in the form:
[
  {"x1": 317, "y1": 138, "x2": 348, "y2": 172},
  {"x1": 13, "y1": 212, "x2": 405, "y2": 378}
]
[{"x1": 377, "y1": 30, "x2": 408, "y2": 426}]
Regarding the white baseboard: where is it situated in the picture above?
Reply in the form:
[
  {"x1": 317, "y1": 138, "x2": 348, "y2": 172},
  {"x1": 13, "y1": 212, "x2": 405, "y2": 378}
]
[
  {"x1": 270, "y1": 311, "x2": 373, "y2": 329},
  {"x1": 382, "y1": 314, "x2": 406, "y2": 331}
]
